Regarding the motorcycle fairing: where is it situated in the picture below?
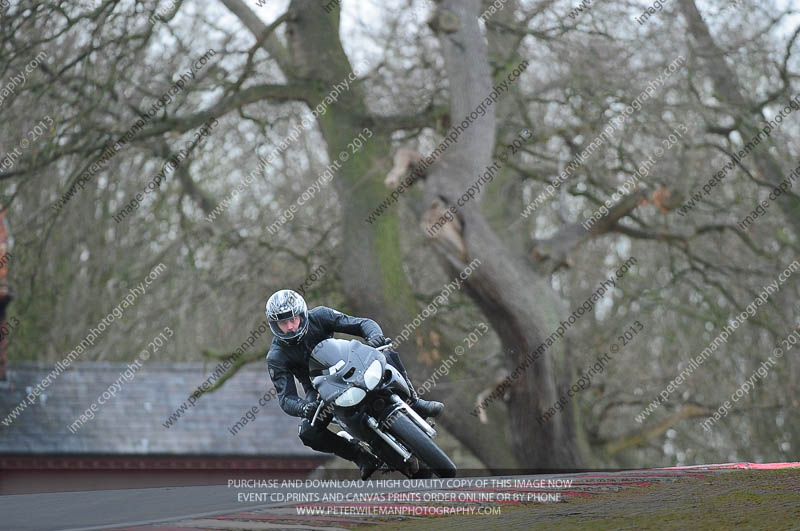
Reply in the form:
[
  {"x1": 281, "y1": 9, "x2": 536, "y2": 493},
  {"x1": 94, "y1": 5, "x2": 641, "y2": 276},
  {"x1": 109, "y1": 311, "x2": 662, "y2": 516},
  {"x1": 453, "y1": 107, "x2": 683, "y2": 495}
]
[{"x1": 310, "y1": 338, "x2": 386, "y2": 403}]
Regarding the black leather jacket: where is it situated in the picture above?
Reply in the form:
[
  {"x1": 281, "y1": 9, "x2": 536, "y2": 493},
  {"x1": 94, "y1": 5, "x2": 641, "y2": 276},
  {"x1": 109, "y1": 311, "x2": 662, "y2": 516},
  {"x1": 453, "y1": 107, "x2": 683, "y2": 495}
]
[{"x1": 266, "y1": 306, "x2": 382, "y2": 417}]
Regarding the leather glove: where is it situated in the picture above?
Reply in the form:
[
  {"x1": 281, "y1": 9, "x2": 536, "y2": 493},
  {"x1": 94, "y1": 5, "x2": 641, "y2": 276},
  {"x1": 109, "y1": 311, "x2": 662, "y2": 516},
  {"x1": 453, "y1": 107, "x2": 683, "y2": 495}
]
[
  {"x1": 301, "y1": 400, "x2": 320, "y2": 420},
  {"x1": 366, "y1": 335, "x2": 390, "y2": 348},
  {"x1": 317, "y1": 402, "x2": 334, "y2": 423}
]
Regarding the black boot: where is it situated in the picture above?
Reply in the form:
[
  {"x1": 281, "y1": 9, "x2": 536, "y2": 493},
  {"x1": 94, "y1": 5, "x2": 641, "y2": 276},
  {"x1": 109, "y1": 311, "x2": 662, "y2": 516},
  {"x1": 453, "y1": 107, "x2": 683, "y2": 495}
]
[
  {"x1": 410, "y1": 397, "x2": 444, "y2": 418},
  {"x1": 404, "y1": 374, "x2": 444, "y2": 418},
  {"x1": 354, "y1": 449, "x2": 382, "y2": 480},
  {"x1": 301, "y1": 421, "x2": 382, "y2": 479},
  {"x1": 385, "y1": 348, "x2": 445, "y2": 419}
]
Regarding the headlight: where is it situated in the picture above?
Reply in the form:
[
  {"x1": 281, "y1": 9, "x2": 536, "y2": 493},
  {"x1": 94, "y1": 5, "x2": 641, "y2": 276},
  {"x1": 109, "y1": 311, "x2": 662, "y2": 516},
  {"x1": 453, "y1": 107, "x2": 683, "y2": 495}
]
[
  {"x1": 335, "y1": 387, "x2": 366, "y2": 407},
  {"x1": 364, "y1": 360, "x2": 383, "y2": 390}
]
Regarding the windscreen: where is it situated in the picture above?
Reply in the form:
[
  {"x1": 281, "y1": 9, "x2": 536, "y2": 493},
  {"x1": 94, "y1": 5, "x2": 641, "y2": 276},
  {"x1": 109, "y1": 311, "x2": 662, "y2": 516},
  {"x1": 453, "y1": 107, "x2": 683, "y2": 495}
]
[{"x1": 309, "y1": 338, "x2": 351, "y2": 377}]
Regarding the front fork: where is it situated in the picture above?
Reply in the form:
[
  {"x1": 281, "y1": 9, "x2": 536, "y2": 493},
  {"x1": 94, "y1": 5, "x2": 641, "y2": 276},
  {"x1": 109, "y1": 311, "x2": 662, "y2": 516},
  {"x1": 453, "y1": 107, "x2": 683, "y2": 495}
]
[
  {"x1": 386, "y1": 395, "x2": 436, "y2": 437},
  {"x1": 366, "y1": 416, "x2": 412, "y2": 461},
  {"x1": 363, "y1": 395, "x2": 436, "y2": 462},
  {"x1": 332, "y1": 391, "x2": 436, "y2": 465}
]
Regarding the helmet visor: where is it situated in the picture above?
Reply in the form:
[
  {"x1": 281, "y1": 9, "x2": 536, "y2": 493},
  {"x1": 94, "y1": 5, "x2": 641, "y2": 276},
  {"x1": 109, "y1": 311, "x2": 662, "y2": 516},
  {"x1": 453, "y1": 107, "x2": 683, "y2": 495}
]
[
  {"x1": 268, "y1": 312, "x2": 308, "y2": 341},
  {"x1": 276, "y1": 316, "x2": 301, "y2": 333}
]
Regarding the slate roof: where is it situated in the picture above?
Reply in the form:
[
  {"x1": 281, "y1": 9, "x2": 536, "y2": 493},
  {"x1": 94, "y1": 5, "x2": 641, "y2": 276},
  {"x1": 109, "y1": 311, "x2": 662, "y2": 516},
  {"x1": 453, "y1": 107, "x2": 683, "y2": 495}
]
[{"x1": 0, "y1": 361, "x2": 319, "y2": 457}]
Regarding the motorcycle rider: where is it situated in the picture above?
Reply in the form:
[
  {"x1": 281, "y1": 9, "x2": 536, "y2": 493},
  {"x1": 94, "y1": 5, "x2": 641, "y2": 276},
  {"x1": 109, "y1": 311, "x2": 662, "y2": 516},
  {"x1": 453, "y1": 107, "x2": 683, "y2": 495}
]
[{"x1": 265, "y1": 289, "x2": 444, "y2": 479}]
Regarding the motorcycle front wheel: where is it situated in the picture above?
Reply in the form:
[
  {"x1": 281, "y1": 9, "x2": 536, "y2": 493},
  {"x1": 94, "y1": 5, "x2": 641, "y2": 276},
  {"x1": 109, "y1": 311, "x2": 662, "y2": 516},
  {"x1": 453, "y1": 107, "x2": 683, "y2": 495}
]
[{"x1": 387, "y1": 413, "x2": 456, "y2": 478}]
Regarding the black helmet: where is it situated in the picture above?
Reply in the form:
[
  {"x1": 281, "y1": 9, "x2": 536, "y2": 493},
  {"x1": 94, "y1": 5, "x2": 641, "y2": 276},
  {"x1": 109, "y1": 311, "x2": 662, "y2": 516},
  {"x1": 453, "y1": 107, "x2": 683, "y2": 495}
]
[{"x1": 265, "y1": 289, "x2": 309, "y2": 344}]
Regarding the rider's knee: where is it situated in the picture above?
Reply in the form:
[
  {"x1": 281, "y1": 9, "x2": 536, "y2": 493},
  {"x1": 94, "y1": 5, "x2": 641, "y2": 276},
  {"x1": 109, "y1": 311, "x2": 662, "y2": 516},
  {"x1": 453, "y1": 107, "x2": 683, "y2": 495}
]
[{"x1": 298, "y1": 419, "x2": 324, "y2": 449}]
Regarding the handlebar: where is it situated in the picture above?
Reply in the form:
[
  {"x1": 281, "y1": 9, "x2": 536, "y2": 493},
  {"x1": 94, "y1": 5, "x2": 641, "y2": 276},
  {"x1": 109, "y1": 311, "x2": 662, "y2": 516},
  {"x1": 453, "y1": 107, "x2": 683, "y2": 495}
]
[{"x1": 310, "y1": 400, "x2": 324, "y2": 426}]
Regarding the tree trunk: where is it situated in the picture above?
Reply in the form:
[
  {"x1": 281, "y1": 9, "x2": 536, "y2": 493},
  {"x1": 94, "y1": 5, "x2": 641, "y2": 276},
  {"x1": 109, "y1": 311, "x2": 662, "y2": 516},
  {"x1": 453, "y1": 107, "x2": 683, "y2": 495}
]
[
  {"x1": 419, "y1": 0, "x2": 583, "y2": 467},
  {"x1": 276, "y1": 0, "x2": 519, "y2": 468},
  {"x1": 223, "y1": 0, "x2": 584, "y2": 469}
]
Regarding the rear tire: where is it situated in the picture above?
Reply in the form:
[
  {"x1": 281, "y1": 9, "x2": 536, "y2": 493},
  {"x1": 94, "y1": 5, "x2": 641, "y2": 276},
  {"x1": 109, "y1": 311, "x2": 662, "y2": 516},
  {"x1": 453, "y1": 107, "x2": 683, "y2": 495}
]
[{"x1": 388, "y1": 413, "x2": 456, "y2": 478}]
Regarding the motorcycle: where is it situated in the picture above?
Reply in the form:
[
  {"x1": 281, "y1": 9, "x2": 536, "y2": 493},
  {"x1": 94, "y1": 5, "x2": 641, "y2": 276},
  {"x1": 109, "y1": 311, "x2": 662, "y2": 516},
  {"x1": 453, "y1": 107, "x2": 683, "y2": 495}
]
[{"x1": 308, "y1": 338, "x2": 457, "y2": 478}]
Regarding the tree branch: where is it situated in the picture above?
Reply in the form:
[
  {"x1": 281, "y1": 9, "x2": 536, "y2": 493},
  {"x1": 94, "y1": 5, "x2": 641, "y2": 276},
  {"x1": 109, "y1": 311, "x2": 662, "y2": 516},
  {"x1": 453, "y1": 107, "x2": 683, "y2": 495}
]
[{"x1": 605, "y1": 403, "x2": 714, "y2": 456}]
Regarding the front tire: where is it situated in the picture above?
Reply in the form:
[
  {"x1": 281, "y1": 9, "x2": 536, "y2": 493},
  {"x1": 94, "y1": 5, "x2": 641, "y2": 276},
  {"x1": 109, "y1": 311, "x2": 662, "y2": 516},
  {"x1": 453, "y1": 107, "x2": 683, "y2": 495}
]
[{"x1": 388, "y1": 413, "x2": 456, "y2": 478}]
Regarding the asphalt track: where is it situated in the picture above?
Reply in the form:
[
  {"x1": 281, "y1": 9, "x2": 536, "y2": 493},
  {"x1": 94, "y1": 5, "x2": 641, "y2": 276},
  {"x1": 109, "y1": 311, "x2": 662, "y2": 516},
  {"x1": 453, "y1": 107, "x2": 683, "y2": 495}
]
[{"x1": 1, "y1": 462, "x2": 798, "y2": 530}]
